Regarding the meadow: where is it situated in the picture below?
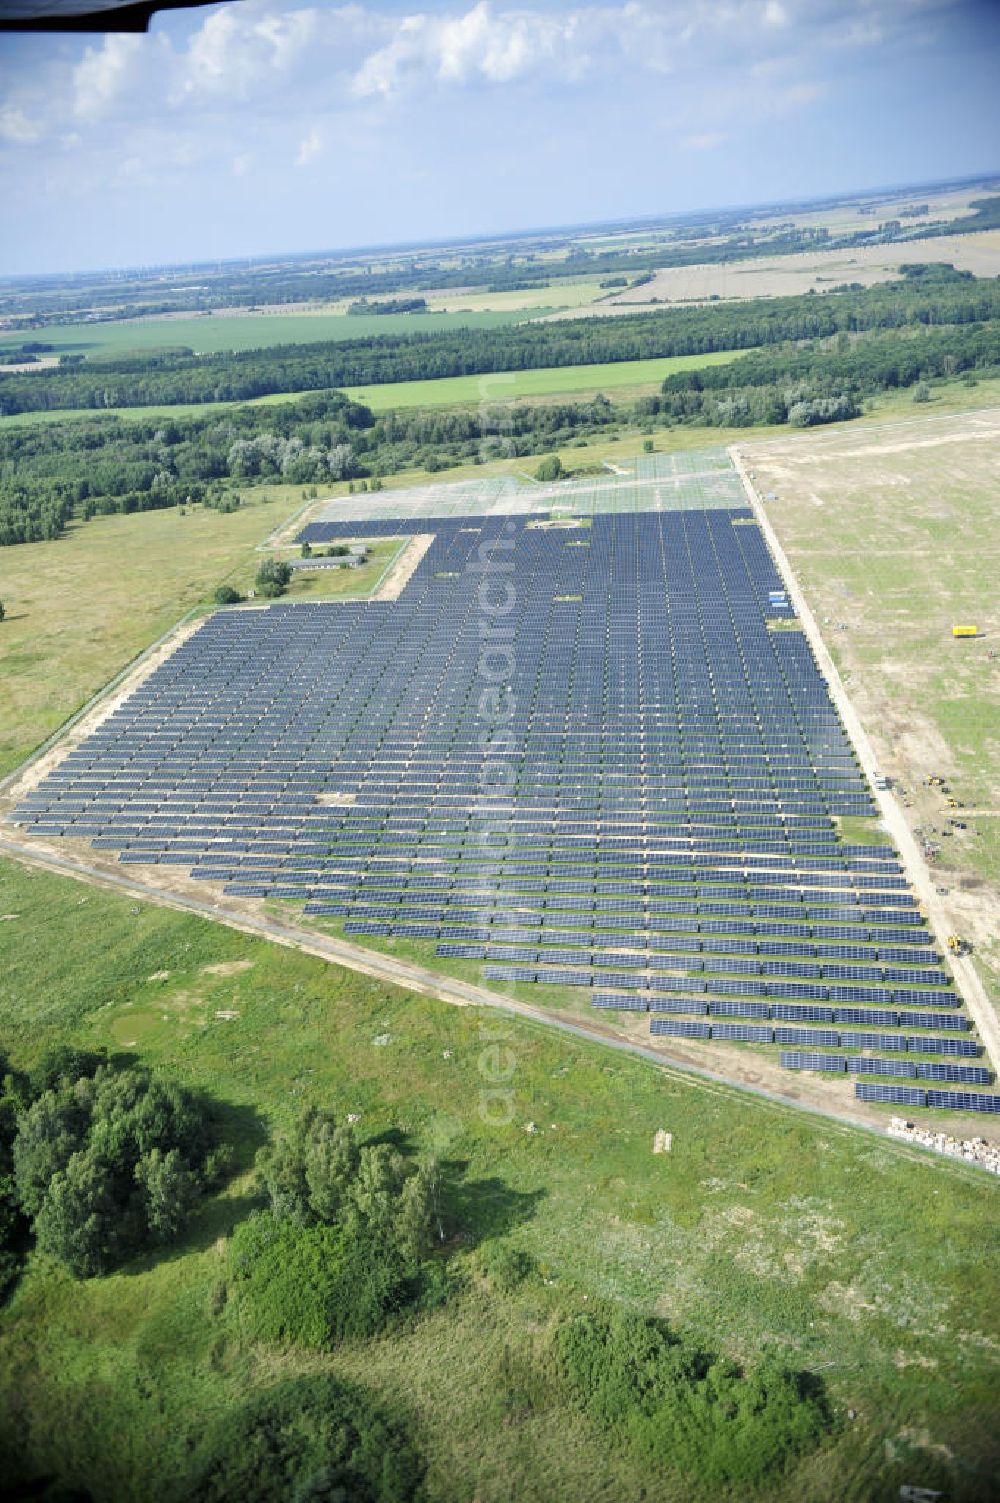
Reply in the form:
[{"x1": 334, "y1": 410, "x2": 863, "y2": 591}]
[
  {"x1": 343, "y1": 348, "x2": 746, "y2": 410},
  {"x1": 0, "y1": 855, "x2": 998, "y2": 1502},
  {"x1": 0, "y1": 486, "x2": 310, "y2": 780}
]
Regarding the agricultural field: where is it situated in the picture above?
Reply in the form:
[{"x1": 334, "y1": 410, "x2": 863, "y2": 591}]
[
  {"x1": 0, "y1": 856, "x2": 999, "y2": 1502},
  {"x1": 344, "y1": 348, "x2": 747, "y2": 410},
  {"x1": 746, "y1": 408, "x2": 1000, "y2": 1015},
  {"x1": 745, "y1": 185, "x2": 993, "y2": 238},
  {"x1": 587, "y1": 230, "x2": 1000, "y2": 310},
  {"x1": 0, "y1": 307, "x2": 535, "y2": 360},
  {"x1": 421, "y1": 279, "x2": 608, "y2": 314}
]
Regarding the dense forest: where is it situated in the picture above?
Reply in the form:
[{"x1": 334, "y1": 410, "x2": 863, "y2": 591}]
[
  {"x1": 0, "y1": 265, "x2": 996, "y2": 416},
  {"x1": 3, "y1": 308, "x2": 998, "y2": 546}
]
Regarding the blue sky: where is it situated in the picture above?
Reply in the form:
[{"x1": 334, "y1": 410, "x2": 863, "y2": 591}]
[{"x1": 1, "y1": 0, "x2": 998, "y2": 274}]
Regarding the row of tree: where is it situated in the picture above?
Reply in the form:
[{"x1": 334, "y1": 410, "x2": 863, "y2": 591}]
[
  {"x1": 3, "y1": 318, "x2": 999, "y2": 545},
  {"x1": 1, "y1": 266, "x2": 994, "y2": 415}
]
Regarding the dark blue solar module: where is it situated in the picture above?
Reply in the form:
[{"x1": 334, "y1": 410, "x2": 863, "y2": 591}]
[
  {"x1": 854, "y1": 1082, "x2": 927, "y2": 1108},
  {"x1": 924, "y1": 1089, "x2": 1000, "y2": 1114},
  {"x1": 650, "y1": 1018, "x2": 712, "y2": 1040},
  {"x1": 12, "y1": 494, "x2": 977, "y2": 1079},
  {"x1": 773, "y1": 1027, "x2": 841, "y2": 1047},
  {"x1": 916, "y1": 1062, "x2": 992, "y2": 1086},
  {"x1": 711, "y1": 1022, "x2": 774, "y2": 1044},
  {"x1": 847, "y1": 1055, "x2": 917, "y2": 1079},
  {"x1": 780, "y1": 1051, "x2": 847, "y2": 1073}
]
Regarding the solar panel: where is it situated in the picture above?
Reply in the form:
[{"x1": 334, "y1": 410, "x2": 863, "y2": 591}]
[
  {"x1": 924, "y1": 1089, "x2": 1000, "y2": 1114},
  {"x1": 847, "y1": 1055, "x2": 917, "y2": 1078},
  {"x1": 779, "y1": 1052, "x2": 846, "y2": 1072},
  {"x1": 773, "y1": 1027, "x2": 840, "y2": 1048},
  {"x1": 650, "y1": 1018, "x2": 712, "y2": 1040},
  {"x1": 711, "y1": 1022, "x2": 773, "y2": 1044},
  {"x1": 854, "y1": 1082, "x2": 927, "y2": 1108},
  {"x1": 20, "y1": 502, "x2": 967, "y2": 1091},
  {"x1": 916, "y1": 1062, "x2": 992, "y2": 1086}
]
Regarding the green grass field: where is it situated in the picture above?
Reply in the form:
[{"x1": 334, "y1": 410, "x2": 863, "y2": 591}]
[
  {"x1": 254, "y1": 538, "x2": 405, "y2": 601},
  {"x1": 344, "y1": 349, "x2": 746, "y2": 410},
  {"x1": 0, "y1": 487, "x2": 312, "y2": 781},
  {"x1": 0, "y1": 308, "x2": 535, "y2": 359},
  {"x1": 0, "y1": 856, "x2": 998, "y2": 1502}
]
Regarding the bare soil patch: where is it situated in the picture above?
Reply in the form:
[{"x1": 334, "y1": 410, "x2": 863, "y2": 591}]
[{"x1": 372, "y1": 533, "x2": 435, "y2": 599}]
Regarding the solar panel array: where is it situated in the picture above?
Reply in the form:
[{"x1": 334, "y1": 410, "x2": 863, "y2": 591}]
[{"x1": 14, "y1": 480, "x2": 993, "y2": 1115}]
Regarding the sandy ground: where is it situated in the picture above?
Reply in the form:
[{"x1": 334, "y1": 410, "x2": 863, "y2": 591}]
[{"x1": 372, "y1": 533, "x2": 435, "y2": 599}]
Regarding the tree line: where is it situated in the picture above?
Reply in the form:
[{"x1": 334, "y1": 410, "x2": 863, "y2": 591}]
[
  {"x1": 1, "y1": 265, "x2": 995, "y2": 416},
  {"x1": 3, "y1": 311, "x2": 999, "y2": 546}
]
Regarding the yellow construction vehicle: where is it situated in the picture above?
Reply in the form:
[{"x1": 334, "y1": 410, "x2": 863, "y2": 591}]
[{"x1": 947, "y1": 935, "x2": 971, "y2": 957}]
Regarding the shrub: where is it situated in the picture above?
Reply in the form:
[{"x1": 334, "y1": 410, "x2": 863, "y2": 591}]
[
  {"x1": 556, "y1": 1311, "x2": 832, "y2": 1488},
  {"x1": 253, "y1": 559, "x2": 292, "y2": 598},
  {"x1": 480, "y1": 1240, "x2": 537, "y2": 1292},
  {"x1": 182, "y1": 1373, "x2": 425, "y2": 1503},
  {"x1": 229, "y1": 1213, "x2": 412, "y2": 1348},
  {"x1": 535, "y1": 454, "x2": 564, "y2": 482},
  {"x1": 213, "y1": 584, "x2": 241, "y2": 605}
]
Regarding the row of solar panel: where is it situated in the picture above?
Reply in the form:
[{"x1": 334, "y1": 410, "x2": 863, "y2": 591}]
[
  {"x1": 853, "y1": 1083, "x2": 1000, "y2": 1113},
  {"x1": 590, "y1": 993, "x2": 968, "y2": 1031}
]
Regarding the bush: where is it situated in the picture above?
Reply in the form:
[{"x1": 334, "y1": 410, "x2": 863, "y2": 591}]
[
  {"x1": 556, "y1": 1311, "x2": 832, "y2": 1488},
  {"x1": 229, "y1": 1212, "x2": 413, "y2": 1349},
  {"x1": 253, "y1": 559, "x2": 292, "y2": 598},
  {"x1": 480, "y1": 1240, "x2": 537, "y2": 1292},
  {"x1": 182, "y1": 1373, "x2": 425, "y2": 1503},
  {"x1": 535, "y1": 454, "x2": 564, "y2": 482},
  {"x1": 244, "y1": 1113, "x2": 451, "y2": 1349},
  {"x1": 213, "y1": 584, "x2": 241, "y2": 605}
]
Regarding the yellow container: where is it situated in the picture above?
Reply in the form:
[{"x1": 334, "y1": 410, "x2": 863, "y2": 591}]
[{"x1": 952, "y1": 625, "x2": 977, "y2": 637}]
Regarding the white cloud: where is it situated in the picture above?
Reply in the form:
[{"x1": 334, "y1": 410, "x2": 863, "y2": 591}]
[
  {"x1": 353, "y1": 1, "x2": 606, "y2": 96},
  {"x1": 681, "y1": 130, "x2": 728, "y2": 151},
  {"x1": 0, "y1": 0, "x2": 960, "y2": 161},
  {"x1": 73, "y1": 34, "x2": 146, "y2": 122},
  {"x1": 0, "y1": 106, "x2": 42, "y2": 144},
  {"x1": 172, "y1": 4, "x2": 322, "y2": 102},
  {"x1": 233, "y1": 152, "x2": 255, "y2": 177},
  {"x1": 295, "y1": 126, "x2": 323, "y2": 165}
]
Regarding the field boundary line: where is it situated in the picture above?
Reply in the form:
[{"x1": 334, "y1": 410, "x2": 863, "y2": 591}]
[
  {"x1": 0, "y1": 829, "x2": 995, "y2": 1182},
  {"x1": 731, "y1": 443, "x2": 1000, "y2": 1078}
]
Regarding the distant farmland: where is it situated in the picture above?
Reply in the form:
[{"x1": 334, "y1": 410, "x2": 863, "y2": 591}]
[{"x1": 0, "y1": 307, "x2": 537, "y2": 359}]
